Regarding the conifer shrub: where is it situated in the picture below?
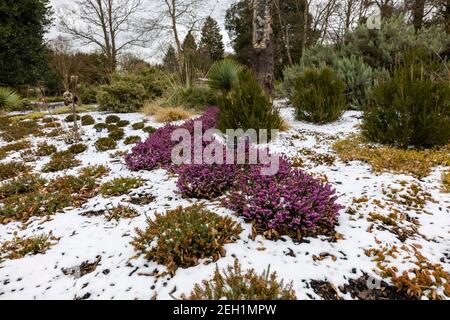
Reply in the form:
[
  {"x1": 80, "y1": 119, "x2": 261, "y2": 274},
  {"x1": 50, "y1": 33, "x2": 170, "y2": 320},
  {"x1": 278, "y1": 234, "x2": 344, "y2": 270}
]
[
  {"x1": 362, "y1": 58, "x2": 450, "y2": 148},
  {"x1": 42, "y1": 151, "x2": 81, "y2": 172},
  {"x1": 68, "y1": 143, "x2": 88, "y2": 154},
  {"x1": 184, "y1": 259, "x2": 297, "y2": 300},
  {"x1": 97, "y1": 78, "x2": 147, "y2": 113},
  {"x1": 124, "y1": 136, "x2": 141, "y2": 145},
  {"x1": 335, "y1": 56, "x2": 374, "y2": 109},
  {"x1": 95, "y1": 137, "x2": 117, "y2": 151},
  {"x1": 0, "y1": 162, "x2": 30, "y2": 181},
  {"x1": 218, "y1": 70, "x2": 282, "y2": 139},
  {"x1": 132, "y1": 122, "x2": 145, "y2": 130},
  {"x1": 94, "y1": 123, "x2": 108, "y2": 131},
  {"x1": 107, "y1": 124, "x2": 119, "y2": 132},
  {"x1": 105, "y1": 205, "x2": 139, "y2": 221},
  {"x1": 108, "y1": 128, "x2": 125, "y2": 141},
  {"x1": 0, "y1": 140, "x2": 31, "y2": 159},
  {"x1": 126, "y1": 107, "x2": 219, "y2": 171},
  {"x1": 105, "y1": 115, "x2": 121, "y2": 124},
  {"x1": 116, "y1": 120, "x2": 130, "y2": 127},
  {"x1": 0, "y1": 234, "x2": 57, "y2": 261},
  {"x1": 132, "y1": 205, "x2": 242, "y2": 274},
  {"x1": 223, "y1": 158, "x2": 343, "y2": 241},
  {"x1": 81, "y1": 115, "x2": 95, "y2": 126},
  {"x1": 100, "y1": 177, "x2": 143, "y2": 197},
  {"x1": 143, "y1": 126, "x2": 156, "y2": 134},
  {"x1": 35, "y1": 143, "x2": 57, "y2": 157},
  {"x1": 64, "y1": 114, "x2": 81, "y2": 122},
  {"x1": 292, "y1": 66, "x2": 346, "y2": 124}
]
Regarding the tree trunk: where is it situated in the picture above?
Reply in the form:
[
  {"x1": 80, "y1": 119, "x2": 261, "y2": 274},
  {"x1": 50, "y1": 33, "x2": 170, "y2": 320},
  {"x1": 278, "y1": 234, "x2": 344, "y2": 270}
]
[
  {"x1": 412, "y1": 0, "x2": 426, "y2": 31},
  {"x1": 252, "y1": 0, "x2": 274, "y2": 96}
]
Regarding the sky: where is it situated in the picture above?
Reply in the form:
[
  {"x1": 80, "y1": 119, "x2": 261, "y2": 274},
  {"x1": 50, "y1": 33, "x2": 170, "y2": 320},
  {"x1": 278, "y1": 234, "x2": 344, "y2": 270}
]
[{"x1": 48, "y1": 0, "x2": 235, "y2": 63}]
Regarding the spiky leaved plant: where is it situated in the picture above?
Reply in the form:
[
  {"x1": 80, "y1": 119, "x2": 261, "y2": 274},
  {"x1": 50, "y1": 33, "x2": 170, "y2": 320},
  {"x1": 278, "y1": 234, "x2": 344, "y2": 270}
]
[
  {"x1": 0, "y1": 87, "x2": 20, "y2": 110},
  {"x1": 207, "y1": 59, "x2": 242, "y2": 94}
]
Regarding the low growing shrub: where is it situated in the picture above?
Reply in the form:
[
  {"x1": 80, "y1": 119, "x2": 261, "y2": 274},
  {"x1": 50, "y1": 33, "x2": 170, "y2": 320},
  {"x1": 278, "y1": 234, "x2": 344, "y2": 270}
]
[
  {"x1": 35, "y1": 143, "x2": 57, "y2": 157},
  {"x1": 165, "y1": 85, "x2": 218, "y2": 111},
  {"x1": 0, "y1": 174, "x2": 45, "y2": 200},
  {"x1": 0, "y1": 234, "x2": 57, "y2": 262},
  {"x1": 362, "y1": 59, "x2": 450, "y2": 148},
  {"x1": 81, "y1": 115, "x2": 95, "y2": 126},
  {"x1": 0, "y1": 162, "x2": 30, "y2": 181},
  {"x1": 292, "y1": 66, "x2": 346, "y2": 124},
  {"x1": 105, "y1": 205, "x2": 139, "y2": 221},
  {"x1": 124, "y1": 136, "x2": 141, "y2": 145},
  {"x1": 95, "y1": 137, "x2": 117, "y2": 151},
  {"x1": 184, "y1": 259, "x2": 297, "y2": 300},
  {"x1": 97, "y1": 78, "x2": 146, "y2": 113},
  {"x1": 0, "y1": 140, "x2": 31, "y2": 160},
  {"x1": 143, "y1": 126, "x2": 156, "y2": 134},
  {"x1": 116, "y1": 120, "x2": 130, "y2": 127},
  {"x1": 64, "y1": 114, "x2": 81, "y2": 122},
  {"x1": 105, "y1": 115, "x2": 121, "y2": 124},
  {"x1": 108, "y1": 129, "x2": 125, "y2": 141},
  {"x1": 68, "y1": 143, "x2": 88, "y2": 154},
  {"x1": 42, "y1": 151, "x2": 81, "y2": 172},
  {"x1": 100, "y1": 177, "x2": 143, "y2": 197},
  {"x1": 94, "y1": 123, "x2": 108, "y2": 131},
  {"x1": 154, "y1": 106, "x2": 193, "y2": 123},
  {"x1": 132, "y1": 205, "x2": 242, "y2": 274},
  {"x1": 132, "y1": 122, "x2": 145, "y2": 130}
]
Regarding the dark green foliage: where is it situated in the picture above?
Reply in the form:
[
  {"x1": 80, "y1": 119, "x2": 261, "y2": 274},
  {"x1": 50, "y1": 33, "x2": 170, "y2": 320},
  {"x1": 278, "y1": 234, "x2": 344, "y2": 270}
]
[
  {"x1": 65, "y1": 114, "x2": 81, "y2": 122},
  {"x1": 132, "y1": 204, "x2": 242, "y2": 274},
  {"x1": 0, "y1": 162, "x2": 30, "y2": 181},
  {"x1": 94, "y1": 123, "x2": 107, "y2": 131},
  {"x1": 81, "y1": 115, "x2": 95, "y2": 126},
  {"x1": 78, "y1": 85, "x2": 98, "y2": 105},
  {"x1": 218, "y1": 70, "x2": 282, "y2": 139},
  {"x1": 163, "y1": 45, "x2": 178, "y2": 74},
  {"x1": 100, "y1": 177, "x2": 143, "y2": 197},
  {"x1": 362, "y1": 59, "x2": 450, "y2": 148},
  {"x1": 200, "y1": 16, "x2": 225, "y2": 63},
  {"x1": 0, "y1": 119, "x2": 43, "y2": 142},
  {"x1": 292, "y1": 67, "x2": 346, "y2": 123},
  {"x1": 0, "y1": 0, "x2": 53, "y2": 87},
  {"x1": 207, "y1": 59, "x2": 241, "y2": 93},
  {"x1": 108, "y1": 129, "x2": 125, "y2": 141},
  {"x1": 132, "y1": 122, "x2": 145, "y2": 130},
  {"x1": 68, "y1": 143, "x2": 87, "y2": 154},
  {"x1": 105, "y1": 115, "x2": 121, "y2": 123},
  {"x1": 95, "y1": 137, "x2": 116, "y2": 151},
  {"x1": 143, "y1": 126, "x2": 156, "y2": 134},
  {"x1": 97, "y1": 77, "x2": 147, "y2": 113},
  {"x1": 107, "y1": 124, "x2": 119, "y2": 132},
  {"x1": 116, "y1": 120, "x2": 130, "y2": 127},
  {"x1": 124, "y1": 136, "x2": 141, "y2": 145}
]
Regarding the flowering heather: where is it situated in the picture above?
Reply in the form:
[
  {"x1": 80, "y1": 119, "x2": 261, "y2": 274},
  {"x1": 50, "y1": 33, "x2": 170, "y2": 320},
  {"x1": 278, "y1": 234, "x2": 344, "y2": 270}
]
[
  {"x1": 223, "y1": 158, "x2": 343, "y2": 240},
  {"x1": 125, "y1": 107, "x2": 219, "y2": 171}
]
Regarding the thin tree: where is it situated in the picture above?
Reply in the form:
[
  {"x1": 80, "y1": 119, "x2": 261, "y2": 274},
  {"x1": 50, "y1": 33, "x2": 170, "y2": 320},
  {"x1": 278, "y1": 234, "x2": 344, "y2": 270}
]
[{"x1": 58, "y1": 0, "x2": 144, "y2": 73}]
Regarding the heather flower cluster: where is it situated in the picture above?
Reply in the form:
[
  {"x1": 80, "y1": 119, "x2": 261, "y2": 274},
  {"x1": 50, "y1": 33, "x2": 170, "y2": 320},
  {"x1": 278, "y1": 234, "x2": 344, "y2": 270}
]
[
  {"x1": 223, "y1": 158, "x2": 343, "y2": 240},
  {"x1": 125, "y1": 107, "x2": 220, "y2": 171}
]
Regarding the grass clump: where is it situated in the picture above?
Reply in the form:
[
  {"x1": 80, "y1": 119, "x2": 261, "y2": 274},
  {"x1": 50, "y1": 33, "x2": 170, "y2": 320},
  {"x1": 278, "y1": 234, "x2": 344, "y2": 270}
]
[
  {"x1": 333, "y1": 135, "x2": 450, "y2": 178},
  {"x1": 108, "y1": 129, "x2": 125, "y2": 141},
  {"x1": 100, "y1": 177, "x2": 143, "y2": 197},
  {"x1": 105, "y1": 205, "x2": 139, "y2": 221},
  {"x1": 0, "y1": 162, "x2": 30, "y2": 181},
  {"x1": 68, "y1": 143, "x2": 88, "y2": 154},
  {"x1": 35, "y1": 143, "x2": 57, "y2": 157},
  {"x1": 42, "y1": 151, "x2": 81, "y2": 173},
  {"x1": 81, "y1": 115, "x2": 95, "y2": 126},
  {"x1": 95, "y1": 137, "x2": 117, "y2": 151},
  {"x1": 154, "y1": 106, "x2": 193, "y2": 123},
  {"x1": 124, "y1": 136, "x2": 141, "y2": 145},
  {"x1": 0, "y1": 140, "x2": 31, "y2": 159},
  {"x1": 184, "y1": 259, "x2": 297, "y2": 300},
  {"x1": 0, "y1": 233, "x2": 57, "y2": 262},
  {"x1": 132, "y1": 204, "x2": 242, "y2": 274},
  {"x1": 132, "y1": 122, "x2": 145, "y2": 130},
  {"x1": 105, "y1": 115, "x2": 121, "y2": 124},
  {"x1": 116, "y1": 120, "x2": 130, "y2": 127}
]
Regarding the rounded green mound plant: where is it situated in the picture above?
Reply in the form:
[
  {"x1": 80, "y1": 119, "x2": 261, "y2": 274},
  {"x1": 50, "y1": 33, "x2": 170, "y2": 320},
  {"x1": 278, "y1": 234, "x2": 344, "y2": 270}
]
[
  {"x1": 105, "y1": 115, "x2": 121, "y2": 124},
  {"x1": 165, "y1": 85, "x2": 217, "y2": 110},
  {"x1": 94, "y1": 123, "x2": 108, "y2": 131},
  {"x1": 218, "y1": 69, "x2": 282, "y2": 140},
  {"x1": 95, "y1": 137, "x2": 117, "y2": 151},
  {"x1": 100, "y1": 177, "x2": 143, "y2": 197},
  {"x1": 132, "y1": 204, "x2": 242, "y2": 274},
  {"x1": 292, "y1": 66, "x2": 346, "y2": 124},
  {"x1": 132, "y1": 122, "x2": 145, "y2": 130},
  {"x1": 208, "y1": 59, "x2": 242, "y2": 93},
  {"x1": 143, "y1": 126, "x2": 156, "y2": 134},
  {"x1": 68, "y1": 143, "x2": 87, "y2": 154},
  {"x1": 64, "y1": 114, "x2": 81, "y2": 122},
  {"x1": 362, "y1": 58, "x2": 450, "y2": 148},
  {"x1": 42, "y1": 151, "x2": 81, "y2": 173},
  {"x1": 35, "y1": 143, "x2": 57, "y2": 157},
  {"x1": 97, "y1": 77, "x2": 147, "y2": 113},
  {"x1": 81, "y1": 115, "x2": 95, "y2": 126},
  {"x1": 116, "y1": 120, "x2": 130, "y2": 127},
  {"x1": 124, "y1": 136, "x2": 141, "y2": 145},
  {"x1": 108, "y1": 129, "x2": 125, "y2": 141},
  {"x1": 0, "y1": 87, "x2": 20, "y2": 110},
  {"x1": 184, "y1": 259, "x2": 297, "y2": 300}
]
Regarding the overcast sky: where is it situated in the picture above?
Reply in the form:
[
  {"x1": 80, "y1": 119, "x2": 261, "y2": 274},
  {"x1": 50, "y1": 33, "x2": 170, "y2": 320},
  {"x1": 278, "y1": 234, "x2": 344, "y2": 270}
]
[{"x1": 48, "y1": 0, "x2": 235, "y2": 63}]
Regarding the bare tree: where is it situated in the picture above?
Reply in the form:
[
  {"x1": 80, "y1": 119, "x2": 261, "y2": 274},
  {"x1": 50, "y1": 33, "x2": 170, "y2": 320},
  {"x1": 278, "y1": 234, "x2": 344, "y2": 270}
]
[
  {"x1": 48, "y1": 36, "x2": 79, "y2": 92},
  {"x1": 58, "y1": 0, "x2": 144, "y2": 73},
  {"x1": 252, "y1": 0, "x2": 274, "y2": 95}
]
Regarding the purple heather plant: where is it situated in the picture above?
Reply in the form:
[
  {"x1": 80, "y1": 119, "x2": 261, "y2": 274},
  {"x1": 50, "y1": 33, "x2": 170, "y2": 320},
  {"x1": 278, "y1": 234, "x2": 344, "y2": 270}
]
[
  {"x1": 125, "y1": 107, "x2": 220, "y2": 171},
  {"x1": 223, "y1": 157, "x2": 343, "y2": 240}
]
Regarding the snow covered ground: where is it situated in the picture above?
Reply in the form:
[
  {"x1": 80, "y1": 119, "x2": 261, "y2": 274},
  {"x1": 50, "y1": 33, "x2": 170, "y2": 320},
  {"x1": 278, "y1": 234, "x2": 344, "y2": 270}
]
[{"x1": 0, "y1": 108, "x2": 449, "y2": 300}]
